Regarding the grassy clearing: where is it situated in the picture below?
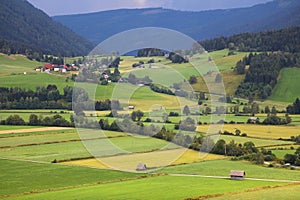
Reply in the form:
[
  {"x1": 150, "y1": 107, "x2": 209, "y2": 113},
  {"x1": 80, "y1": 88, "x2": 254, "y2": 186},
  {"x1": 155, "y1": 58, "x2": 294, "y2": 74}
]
[
  {"x1": 209, "y1": 183, "x2": 300, "y2": 200},
  {"x1": 271, "y1": 149, "x2": 296, "y2": 159},
  {"x1": 159, "y1": 159, "x2": 300, "y2": 181},
  {"x1": 8, "y1": 175, "x2": 286, "y2": 200},
  {"x1": 197, "y1": 124, "x2": 300, "y2": 139},
  {"x1": 0, "y1": 54, "x2": 45, "y2": 75},
  {"x1": 209, "y1": 49, "x2": 249, "y2": 70},
  {"x1": 219, "y1": 135, "x2": 293, "y2": 147},
  {"x1": 0, "y1": 159, "x2": 141, "y2": 197},
  {"x1": 269, "y1": 68, "x2": 300, "y2": 103}
]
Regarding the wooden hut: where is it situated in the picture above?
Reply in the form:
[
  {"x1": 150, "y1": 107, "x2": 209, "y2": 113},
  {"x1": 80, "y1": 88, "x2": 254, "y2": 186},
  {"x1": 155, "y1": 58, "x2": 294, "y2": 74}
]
[
  {"x1": 136, "y1": 163, "x2": 147, "y2": 171},
  {"x1": 230, "y1": 170, "x2": 245, "y2": 180}
]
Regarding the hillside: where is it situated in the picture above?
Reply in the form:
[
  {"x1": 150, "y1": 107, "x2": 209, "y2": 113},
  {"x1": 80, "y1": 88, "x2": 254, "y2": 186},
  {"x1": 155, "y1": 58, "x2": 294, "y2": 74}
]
[
  {"x1": 53, "y1": 0, "x2": 300, "y2": 44},
  {"x1": 0, "y1": 0, "x2": 94, "y2": 56}
]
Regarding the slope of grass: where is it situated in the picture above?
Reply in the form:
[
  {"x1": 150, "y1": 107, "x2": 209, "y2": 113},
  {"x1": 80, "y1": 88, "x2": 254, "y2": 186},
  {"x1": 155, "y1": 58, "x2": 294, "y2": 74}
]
[
  {"x1": 269, "y1": 68, "x2": 300, "y2": 102},
  {"x1": 209, "y1": 183, "x2": 300, "y2": 200},
  {"x1": 0, "y1": 54, "x2": 45, "y2": 75},
  {"x1": 159, "y1": 159, "x2": 300, "y2": 181},
  {"x1": 0, "y1": 73, "x2": 71, "y2": 91},
  {"x1": 0, "y1": 159, "x2": 141, "y2": 197},
  {"x1": 8, "y1": 175, "x2": 285, "y2": 200}
]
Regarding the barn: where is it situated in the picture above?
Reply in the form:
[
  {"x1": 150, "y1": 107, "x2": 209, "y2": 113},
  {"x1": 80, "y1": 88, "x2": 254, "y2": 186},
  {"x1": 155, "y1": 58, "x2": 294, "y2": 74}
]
[
  {"x1": 230, "y1": 170, "x2": 246, "y2": 180},
  {"x1": 136, "y1": 163, "x2": 147, "y2": 171}
]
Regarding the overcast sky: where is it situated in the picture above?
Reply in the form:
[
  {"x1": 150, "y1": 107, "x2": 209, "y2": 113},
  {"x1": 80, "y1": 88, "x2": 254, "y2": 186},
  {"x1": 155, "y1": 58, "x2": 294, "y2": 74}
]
[{"x1": 27, "y1": 0, "x2": 273, "y2": 16}]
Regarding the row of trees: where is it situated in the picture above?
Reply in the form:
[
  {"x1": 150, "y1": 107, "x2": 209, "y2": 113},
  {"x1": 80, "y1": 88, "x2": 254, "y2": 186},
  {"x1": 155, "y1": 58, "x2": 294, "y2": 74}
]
[{"x1": 1, "y1": 114, "x2": 73, "y2": 127}]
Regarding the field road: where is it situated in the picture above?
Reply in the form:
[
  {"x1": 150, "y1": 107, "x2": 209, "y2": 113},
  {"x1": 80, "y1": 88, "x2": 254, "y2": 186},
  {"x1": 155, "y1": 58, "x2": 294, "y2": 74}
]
[
  {"x1": 0, "y1": 127, "x2": 73, "y2": 134},
  {"x1": 168, "y1": 174, "x2": 300, "y2": 183}
]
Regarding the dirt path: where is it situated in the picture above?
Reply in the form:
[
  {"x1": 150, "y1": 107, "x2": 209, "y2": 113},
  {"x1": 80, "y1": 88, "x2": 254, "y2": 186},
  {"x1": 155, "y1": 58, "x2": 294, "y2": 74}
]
[
  {"x1": 168, "y1": 174, "x2": 300, "y2": 183},
  {"x1": 0, "y1": 127, "x2": 73, "y2": 135}
]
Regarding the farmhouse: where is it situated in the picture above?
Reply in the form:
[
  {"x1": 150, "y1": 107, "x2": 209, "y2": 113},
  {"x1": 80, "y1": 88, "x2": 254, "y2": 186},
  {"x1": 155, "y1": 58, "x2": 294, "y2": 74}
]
[
  {"x1": 136, "y1": 163, "x2": 147, "y2": 171},
  {"x1": 230, "y1": 170, "x2": 245, "y2": 180}
]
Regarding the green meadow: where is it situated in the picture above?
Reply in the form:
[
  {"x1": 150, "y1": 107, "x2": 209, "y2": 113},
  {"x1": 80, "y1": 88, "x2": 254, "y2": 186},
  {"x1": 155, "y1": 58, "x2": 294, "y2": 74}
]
[
  {"x1": 7, "y1": 175, "x2": 286, "y2": 200},
  {"x1": 269, "y1": 68, "x2": 300, "y2": 102}
]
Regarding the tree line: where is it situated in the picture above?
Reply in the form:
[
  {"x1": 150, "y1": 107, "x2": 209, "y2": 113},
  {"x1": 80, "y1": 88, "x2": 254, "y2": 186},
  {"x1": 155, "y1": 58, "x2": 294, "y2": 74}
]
[
  {"x1": 201, "y1": 26, "x2": 300, "y2": 53},
  {"x1": 0, "y1": 85, "x2": 120, "y2": 112},
  {"x1": 1, "y1": 114, "x2": 73, "y2": 127}
]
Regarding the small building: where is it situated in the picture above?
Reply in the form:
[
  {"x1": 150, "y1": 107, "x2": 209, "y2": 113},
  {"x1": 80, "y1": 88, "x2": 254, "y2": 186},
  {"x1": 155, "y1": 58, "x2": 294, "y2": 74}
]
[
  {"x1": 230, "y1": 170, "x2": 245, "y2": 180},
  {"x1": 128, "y1": 105, "x2": 135, "y2": 110},
  {"x1": 248, "y1": 117, "x2": 259, "y2": 123},
  {"x1": 136, "y1": 163, "x2": 147, "y2": 171}
]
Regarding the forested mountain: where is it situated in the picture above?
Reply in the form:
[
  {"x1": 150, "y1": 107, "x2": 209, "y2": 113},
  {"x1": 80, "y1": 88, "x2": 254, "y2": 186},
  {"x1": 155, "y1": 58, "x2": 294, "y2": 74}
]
[
  {"x1": 53, "y1": 0, "x2": 300, "y2": 44},
  {"x1": 0, "y1": 0, "x2": 94, "y2": 56},
  {"x1": 201, "y1": 26, "x2": 300, "y2": 52}
]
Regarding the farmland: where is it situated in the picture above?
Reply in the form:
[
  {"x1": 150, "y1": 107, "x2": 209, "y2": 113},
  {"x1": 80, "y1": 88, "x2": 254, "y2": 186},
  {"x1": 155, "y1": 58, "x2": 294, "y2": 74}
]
[
  {"x1": 6, "y1": 175, "x2": 287, "y2": 200},
  {"x1": 1, "y1": 49, "x2": 300, "y2": 199}
]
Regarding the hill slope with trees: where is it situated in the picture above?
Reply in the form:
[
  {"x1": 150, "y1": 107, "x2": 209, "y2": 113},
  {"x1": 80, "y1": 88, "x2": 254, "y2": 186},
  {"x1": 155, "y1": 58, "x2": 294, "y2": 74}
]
[
  {"x1": 53, "y1": 0, "x2": 300, "y2": 44},
  {"x1": 0, "y1": 0, "x2": 94, "y2": 57}
]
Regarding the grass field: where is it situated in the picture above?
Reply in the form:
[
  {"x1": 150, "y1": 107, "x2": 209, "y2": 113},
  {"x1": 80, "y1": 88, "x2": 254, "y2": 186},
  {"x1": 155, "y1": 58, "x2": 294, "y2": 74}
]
[
  {"x1": 210, "y1": 183, "x2": 300, "y2": 200},
  {"x1": 0, "y1": 133, "x2": 178, "y2": 162},
  {"x1": 159, "y1": 159, "x2": 300, "y2": 181},
  {"x1": 0, "y1": 159, "x2": 141, "y2": 197},
  {"x1": 197, "y1": 124, "x2": 300, "y2": 139},
  {"x1": 209, "y1": 49, "x2": 250, "y2": 71},
  {"x1": 0, "y1": 73, "x2": 72, "y2": 91},
  {"x1": 64, "y1": 149, "x2": 226, "y2": 170},
  {"x1": 8, "y1": 175, "x2": 287, "y2": 200},
  {"x1": 269, "y1": 68, "x2": 300, "y2": 102},
  {"x1": 0, "y1": 54, "x2": 45, "y2": 75},
  {"x1": 271, "y1": 149, "x2": 296, "y2": 159},
  {"x1": 219, "y1": 135, "x2": 293, "y2": 147},
  {"x1": 0, "y1": 125, "x2": 43, "y2": 131}
]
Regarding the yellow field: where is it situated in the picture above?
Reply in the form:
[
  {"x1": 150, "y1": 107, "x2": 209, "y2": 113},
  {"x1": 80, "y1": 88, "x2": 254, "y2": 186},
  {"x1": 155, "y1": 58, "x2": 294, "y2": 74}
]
[
  {"x1": 128, "y1": 94, "x2": 197, "y2": 111},
  {"x1": 197, "y1": 124, "x2": 300, "y2": 139},
  {"x1": 62, "y1": 158, "x2": 109, "y2": 169},
  {"x1": 62, "y1": 148, "x2": 225, "y2": 171},
  {"x1": 172, "y1": 149, "x2": 226, "y2": 165}
]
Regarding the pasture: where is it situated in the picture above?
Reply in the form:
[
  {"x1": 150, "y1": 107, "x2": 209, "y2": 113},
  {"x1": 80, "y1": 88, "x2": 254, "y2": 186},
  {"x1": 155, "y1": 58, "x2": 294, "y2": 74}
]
[
  {"x1": 219, "y1": 135, "x2": 293, "y2": 147},
  {"x1": 0, "y1": 159, "x2": 141, "y2": 197},
  {"x1": 7, "y1": 175, "x2": 287, "y2": 200},
  {"x1": 159, "y1": 159, "x2": 300, "y2": 181},
  {"x1": 269, "y1": 68, "x2": 300, "y2": 102},
  {"x1": 0, "y1": 54, "x2": 44, "y2": 75},
  {"x1": 0, "y1": 73, "x2": 72, "y2": 91}
]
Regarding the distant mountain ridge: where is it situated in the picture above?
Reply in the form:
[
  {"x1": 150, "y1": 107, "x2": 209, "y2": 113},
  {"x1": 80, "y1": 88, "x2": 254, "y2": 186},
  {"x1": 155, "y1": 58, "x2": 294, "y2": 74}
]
[
  {"x1": 53, "y1": 0, "x2": 300, "y2": 45},
  {"x1": 0, "y1": 0, "x2": 94, "y2": 56}
]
